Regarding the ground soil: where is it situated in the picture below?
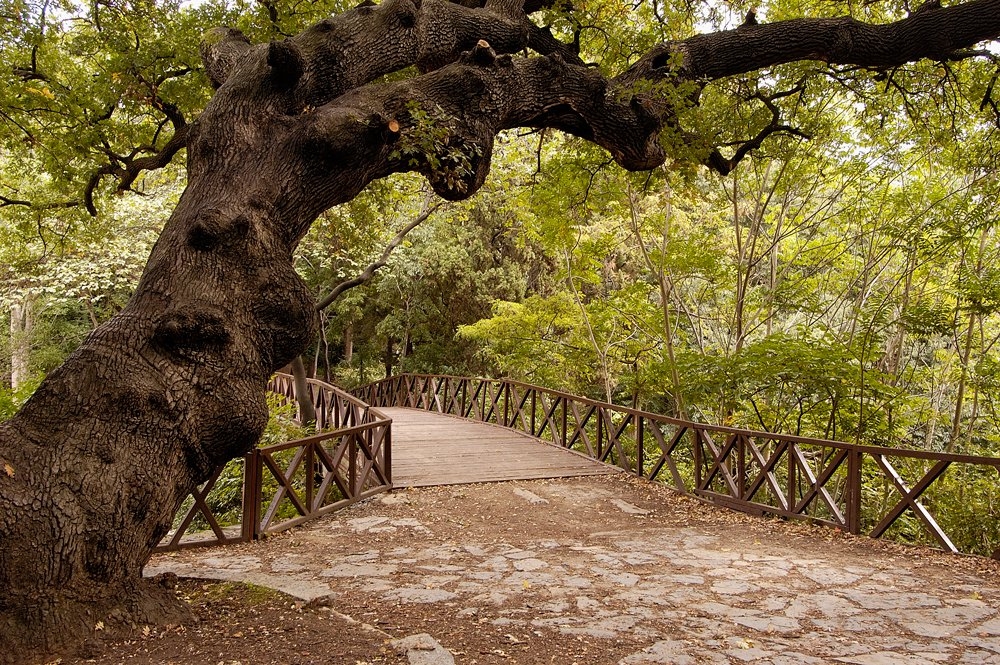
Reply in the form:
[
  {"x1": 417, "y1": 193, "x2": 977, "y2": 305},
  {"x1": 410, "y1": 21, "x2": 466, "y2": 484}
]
[
  {"x1": 54, "y1": 474, "x2": 1000, "y2": 665},
  {"x1": 55, "y1": 579, "x2": 405, "y2": 665}
]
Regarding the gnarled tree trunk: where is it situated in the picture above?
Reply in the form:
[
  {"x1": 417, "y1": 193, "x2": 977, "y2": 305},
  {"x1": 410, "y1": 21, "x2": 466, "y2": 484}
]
[{"x1": 1, "y1": 0, "x2": 998, "y2": 661}]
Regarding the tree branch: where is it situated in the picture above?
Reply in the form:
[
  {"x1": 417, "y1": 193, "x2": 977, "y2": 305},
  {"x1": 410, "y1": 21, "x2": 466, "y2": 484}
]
[
  {"x1": 187, "y1": 0, "x2": 1000, "y2": 240},
  {"x1": 621, "y1": 0, "x2": 1000, "y2": 87},
  {"x1": 199, "y1": 27, "x2": 253, "y2": 89},
  {"x1": 708, "y1": 85, "x2": 811, "y2": 175},
  {"x1": 0, "y1": 195, "x2": 79, "y2": 210},
  {"x1": 278, "y1": 41, "x2": 664, "y2": 234},
  {"x1": 83, "y1": 123, "x2": 189, "y2": 216},
  {"x1": 200, "y1": 0, "x2": 579, "y2": 107},
  {"x1": 315, "y1": 202, "x2": 444, "y2": 311}
]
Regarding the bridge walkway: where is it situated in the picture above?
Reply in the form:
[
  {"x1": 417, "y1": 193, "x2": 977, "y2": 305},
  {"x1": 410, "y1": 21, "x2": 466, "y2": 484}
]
[{"x1": 382, "y1": 407, "x2": 615, "y2": 487}]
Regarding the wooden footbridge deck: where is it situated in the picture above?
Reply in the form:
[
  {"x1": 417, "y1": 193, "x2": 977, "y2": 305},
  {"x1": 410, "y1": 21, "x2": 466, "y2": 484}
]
[{"x1": 382, "y1": 407, "x2": 614, "y2": 487}]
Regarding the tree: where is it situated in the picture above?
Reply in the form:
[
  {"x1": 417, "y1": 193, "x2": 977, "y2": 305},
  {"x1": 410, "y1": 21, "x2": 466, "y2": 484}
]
[{"x1": 1, "y1": 0, "x2": 999, "y2": 660}]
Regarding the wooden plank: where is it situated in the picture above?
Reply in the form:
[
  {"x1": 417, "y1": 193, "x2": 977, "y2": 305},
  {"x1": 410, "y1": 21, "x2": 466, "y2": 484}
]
[{"x1": 380, "y1": 407, "x2": 617, "y2": 488}]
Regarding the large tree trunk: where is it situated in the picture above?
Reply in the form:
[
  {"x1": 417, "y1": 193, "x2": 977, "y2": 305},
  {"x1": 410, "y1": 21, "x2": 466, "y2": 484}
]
[
  {"x1": 0, "y1": 161, "x2": 318, "y2": 659},
  {"x1": 1, "y1": 0, "x2": 998, "y2": 661}
]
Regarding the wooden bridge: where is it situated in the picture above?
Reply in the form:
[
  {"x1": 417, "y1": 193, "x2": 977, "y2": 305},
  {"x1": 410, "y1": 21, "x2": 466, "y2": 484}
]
[
  {"x1": 382, "y1": 407, "x2": 613, "y2": 487},
  {"x1": 157, "y1": 372, "x2": 1000, "y2": 559}
]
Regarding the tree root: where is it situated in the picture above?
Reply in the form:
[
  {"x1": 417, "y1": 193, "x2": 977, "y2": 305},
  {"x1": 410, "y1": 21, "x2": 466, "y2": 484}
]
[{"x1": 0, "y1": 574, "x2": 194, "y2": 665}]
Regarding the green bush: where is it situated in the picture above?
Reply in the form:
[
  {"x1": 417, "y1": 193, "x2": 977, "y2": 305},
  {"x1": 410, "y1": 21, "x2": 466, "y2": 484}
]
[{"x1": 0, "y1": 375, "x2": 42, "y2": 422}]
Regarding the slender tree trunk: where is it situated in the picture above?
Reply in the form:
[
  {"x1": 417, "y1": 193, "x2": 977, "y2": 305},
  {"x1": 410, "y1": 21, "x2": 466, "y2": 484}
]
[
  {"x1": 924, "y1": 363, "x2": 948, "y2": 449},
  {"x1": 627, "y1": 185, "x2": 685, "y2": 417},
  {"x1": 947, "y1": 314, "x2": 975, "y2": 451},
  {"x1": 766, "y1": 208, "x2": 782, "y2": 338},
  {"x1": 885, "y1": 249, "x2": 916, "y2": 381},
  {"x1": 84, "y1": 299, "x2": 100, "y2": 329},
  {"x1": 9, "y1": 297, "x2": 33, "y2": 390},
  {"x1": 384, "y1": 337, "x2": 395, "y2": 378},
  {"x1": 291, "y1": 355, "x2": 317, "y2": 426},
  {"x1": 948, "y1": 227, "x2": 990, "y2": 451},
  {"x1": 563, "y1": 247, "x2": 613, "y2": 403},
  {"x1": 732, "y1": 178, "x2": 747, "y2": 355},
  {"x1": 320, "y1": 312, "x2": 332, "y2": 383},
  {"x1": 344, "y1": 324, "x2": 354, "y2": 364}
]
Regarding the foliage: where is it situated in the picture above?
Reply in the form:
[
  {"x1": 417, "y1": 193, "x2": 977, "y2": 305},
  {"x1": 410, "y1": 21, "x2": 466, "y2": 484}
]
[
  {"x1": 0, "y1": 374, "x2": 42, "y2": 422},
  {"x1": 390, "y1": 102, "x2": 484, "y2": 194}
]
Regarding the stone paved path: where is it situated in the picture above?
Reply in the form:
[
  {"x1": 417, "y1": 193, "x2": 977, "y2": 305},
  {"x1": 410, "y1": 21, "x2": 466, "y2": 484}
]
[{"x1": 147, "y1": 475, "x2": 1000, "y2": 664}]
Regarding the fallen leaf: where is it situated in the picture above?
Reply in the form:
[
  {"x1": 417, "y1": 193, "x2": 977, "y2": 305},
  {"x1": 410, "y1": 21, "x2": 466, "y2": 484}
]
[
  {"x1": 3, "y1": 463, "x2": 13, "y2": 477},
  {"x1": 94, "y1": 621, "x2": 104, "y2": 631}
]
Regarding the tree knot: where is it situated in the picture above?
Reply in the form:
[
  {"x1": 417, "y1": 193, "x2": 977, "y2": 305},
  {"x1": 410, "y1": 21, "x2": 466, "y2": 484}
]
[
  {"x1": 152, "y1": 309, "x2": 231, "y2": 360},
  {"x1": 461, "y1": 40, "x2": 498, "y2": 67}
]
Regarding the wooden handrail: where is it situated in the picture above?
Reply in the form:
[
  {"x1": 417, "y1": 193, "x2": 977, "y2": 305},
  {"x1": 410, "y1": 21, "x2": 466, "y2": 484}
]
[
  {"x1": 356, "y1": 373, "x2": 1000, "y2": 558},
  {"x1": 155, "y1": 374, "x2": 392, "y2": 552},
  {"x1": 355, "y1": 373, "x2": 1000, "y2": 465}
]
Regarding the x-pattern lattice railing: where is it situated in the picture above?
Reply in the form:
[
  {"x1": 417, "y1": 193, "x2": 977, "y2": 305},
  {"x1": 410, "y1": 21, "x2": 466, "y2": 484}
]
[
  {"x1": 156, "y1": 374, "x2": 391, "y2": 551},
  {"x1": 356, "y1": 373, "x2": 1000, "y2": 557}
]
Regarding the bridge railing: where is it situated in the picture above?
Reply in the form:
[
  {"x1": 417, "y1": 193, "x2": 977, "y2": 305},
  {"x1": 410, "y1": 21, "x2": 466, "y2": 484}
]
[
  {"x1": 155, "y1": 374, "x2": 391, "y2": 552},
  {"x1": 357, "y1": 373, "x2": 1000, "y2": 557}
]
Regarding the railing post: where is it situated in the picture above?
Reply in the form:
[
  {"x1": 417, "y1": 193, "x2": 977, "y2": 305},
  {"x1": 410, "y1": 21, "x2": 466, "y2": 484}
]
[
  {"x1": 241, "y1": 449, "x2": 261, "y2": 541},
  {"x1": 737, "y1": 435, "x2": 746, "y2": 499},
  {"x1": 502, "y1": 381, "x2": 510, "y2": 427},
  {"x1": 636, "y1": 416, "x2": 645, "y2": 477},
  {"x1": 349, "y1": 433, "x2": 358, "y2": 497},
  {"x1": 597, "y1": 406, "x2": 604, "y2": 460},
  {"x1": 846, "y1": 449, "x2": 863, "y2": 534},
  {"x1": 384, "y1": 422, "x2": 392, "y2": 485},
  {"x1": 305, "y1": 441, "x2": 315, "y2": 513},
  {"x1": 561, "y1": 397, "x2": 568, "y2": 448},
  {"x1": 787, "y1": 442, "x2": 797, "y2": 513},
  {"x1": 530, "y1": 389, "x2": 537, "y2": 436},
  {"x1": 693, "y1": 429, "x2": 703, "y2": 490}
]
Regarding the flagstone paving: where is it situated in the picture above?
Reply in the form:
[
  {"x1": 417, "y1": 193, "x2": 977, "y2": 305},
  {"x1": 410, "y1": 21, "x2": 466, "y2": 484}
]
[{"x1": 146, "y1": 474, "x2": 1000, "y2": 664}]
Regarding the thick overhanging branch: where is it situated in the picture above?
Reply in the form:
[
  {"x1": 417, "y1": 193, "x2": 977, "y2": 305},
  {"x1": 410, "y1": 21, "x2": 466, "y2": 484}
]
[
  {"x1": 609, "y1": 0, "x2": 1000, "y2": 173},
  {"x1": 199, "y1": 0, "x2": 1000, "y2": 205},
  {"x1": 284, "y1": 41, "x2": 665, "y2": 231},
  {"x1": 200, "y1": 0, "x2": 577, "y2": 109},
  {"x1": 236, "y1": 0, "x2": 1000, "y2": 228},
  {"x1": 189, "y1": 0, "x2": 1000, "y2": 231},
  {"x1": 621, "y1": 0, "x2": 1000, "y2": 86}
]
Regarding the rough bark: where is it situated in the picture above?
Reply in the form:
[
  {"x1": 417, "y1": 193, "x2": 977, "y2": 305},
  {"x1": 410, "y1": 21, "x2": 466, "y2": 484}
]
[{"x1": 1, "y1": 0, "x2": 999, "y2": 661}]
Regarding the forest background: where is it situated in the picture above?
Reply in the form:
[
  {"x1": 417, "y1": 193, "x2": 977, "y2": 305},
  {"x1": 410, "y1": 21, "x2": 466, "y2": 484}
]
[{"x1": 3, "y1": 0, "x2": 1000, "y2": 464}]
